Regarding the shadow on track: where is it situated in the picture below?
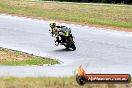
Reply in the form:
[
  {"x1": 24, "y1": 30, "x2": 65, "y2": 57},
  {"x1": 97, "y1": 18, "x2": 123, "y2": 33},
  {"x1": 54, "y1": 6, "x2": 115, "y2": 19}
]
[{"x1": 53, "y1": 48, "x2": 73, "y2": 52}]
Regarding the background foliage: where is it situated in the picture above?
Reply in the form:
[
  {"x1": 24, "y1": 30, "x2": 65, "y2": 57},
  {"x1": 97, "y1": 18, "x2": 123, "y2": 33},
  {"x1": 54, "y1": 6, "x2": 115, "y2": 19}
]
[{"x1": 42, "y1": 0, "x2": 132, "y2": 4}]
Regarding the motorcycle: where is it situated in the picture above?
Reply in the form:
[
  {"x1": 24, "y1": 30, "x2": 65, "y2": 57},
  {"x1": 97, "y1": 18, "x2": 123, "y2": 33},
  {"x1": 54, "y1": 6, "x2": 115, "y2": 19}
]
[
  {"x1": 50, "y1": 26, "x2": 76, "y2": 50},
  {"x1": 59, "y1": 31, "x2": 76, "y2": 50}
]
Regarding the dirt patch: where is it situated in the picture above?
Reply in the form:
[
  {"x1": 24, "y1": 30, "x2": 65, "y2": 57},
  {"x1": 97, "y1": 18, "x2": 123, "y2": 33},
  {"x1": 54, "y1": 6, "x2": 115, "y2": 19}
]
[{"x1": 0, "y1": 47, "x2": 59, "y2": 65}]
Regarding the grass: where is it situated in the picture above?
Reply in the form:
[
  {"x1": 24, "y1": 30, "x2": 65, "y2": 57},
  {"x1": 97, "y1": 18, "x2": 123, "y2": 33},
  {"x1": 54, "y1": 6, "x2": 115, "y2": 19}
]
[
  {"x1": 0, "y1": 0, "x2": 132, "y2": 28},
  {"x1": 0, "y1": 76, "x2": 131, "y2": 88},
  {"x1": 0, "y1": 47, "x2": 59, "y2": 66}
]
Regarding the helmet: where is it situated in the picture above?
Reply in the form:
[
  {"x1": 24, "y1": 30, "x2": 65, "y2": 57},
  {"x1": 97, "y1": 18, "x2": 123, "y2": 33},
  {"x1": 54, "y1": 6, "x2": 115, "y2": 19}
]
[{"x1": 50, "y1": 21, "x2": 56, "y2": 28}]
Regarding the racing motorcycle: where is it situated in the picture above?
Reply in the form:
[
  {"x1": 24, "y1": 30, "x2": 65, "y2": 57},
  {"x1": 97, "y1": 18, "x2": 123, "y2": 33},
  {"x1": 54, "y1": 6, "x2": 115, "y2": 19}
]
[{"x1": 50, "y1": 26, "x2": 76, "y2": 50}]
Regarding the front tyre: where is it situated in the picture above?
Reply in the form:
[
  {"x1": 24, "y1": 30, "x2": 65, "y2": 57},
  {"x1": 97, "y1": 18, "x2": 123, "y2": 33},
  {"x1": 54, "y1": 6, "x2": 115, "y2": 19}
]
[
  {"x1": 69, "y1": 37, "x2": 76, "y2": 50},
  {"x1": 71, "y1": 42, "x2": 76, "y2": 50},
  {"x1": 63, "y1": 36, "x2": 76, "y2": 50}
]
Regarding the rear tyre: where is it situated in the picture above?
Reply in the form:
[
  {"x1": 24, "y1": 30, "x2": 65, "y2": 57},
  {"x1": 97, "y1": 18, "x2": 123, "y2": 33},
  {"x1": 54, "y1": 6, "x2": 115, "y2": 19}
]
[{"x1": 65, "y1": 45, "x2": 69, "y2": 50}]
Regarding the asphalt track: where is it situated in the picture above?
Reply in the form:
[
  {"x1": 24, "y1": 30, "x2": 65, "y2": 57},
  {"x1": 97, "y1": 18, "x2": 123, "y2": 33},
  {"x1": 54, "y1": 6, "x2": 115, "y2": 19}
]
[{"x1": 0, "y1": 14, "x2": 132, "y2": 77}]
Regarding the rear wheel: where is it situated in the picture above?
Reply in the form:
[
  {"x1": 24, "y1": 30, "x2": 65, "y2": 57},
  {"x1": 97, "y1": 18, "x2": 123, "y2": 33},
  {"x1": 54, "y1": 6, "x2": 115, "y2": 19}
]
[{"x1": 65, "y1": 45, "x2": 69, "y2": 50}]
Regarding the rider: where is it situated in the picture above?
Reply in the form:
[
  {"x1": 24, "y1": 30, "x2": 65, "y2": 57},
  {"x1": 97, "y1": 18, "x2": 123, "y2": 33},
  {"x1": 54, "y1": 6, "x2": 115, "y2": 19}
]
[
  {"x1": 49, "y1": 21, "x2": 72, "y2": 46},
  {"x1": 49, "y1": 21, "x2": 61, "y2": 45}
]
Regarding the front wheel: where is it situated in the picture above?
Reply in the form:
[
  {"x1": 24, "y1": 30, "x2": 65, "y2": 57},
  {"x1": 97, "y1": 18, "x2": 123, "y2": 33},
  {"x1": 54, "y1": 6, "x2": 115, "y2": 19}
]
[
  {"x1": 71, "y1": 42, "x2": 76, "y2": 50},
  {"x1": 69, "y1": 37, "x2": 76, "y2": 50}
]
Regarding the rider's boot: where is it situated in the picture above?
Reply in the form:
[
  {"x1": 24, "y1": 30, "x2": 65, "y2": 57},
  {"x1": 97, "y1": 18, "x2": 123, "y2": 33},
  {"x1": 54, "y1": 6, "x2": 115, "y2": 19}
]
[
  {"x1": 55, "y1": 37, "x2": 60, "y2": 46},
  {"x1": 55, "y1": 42, "x2": 59, "y2": 46}
]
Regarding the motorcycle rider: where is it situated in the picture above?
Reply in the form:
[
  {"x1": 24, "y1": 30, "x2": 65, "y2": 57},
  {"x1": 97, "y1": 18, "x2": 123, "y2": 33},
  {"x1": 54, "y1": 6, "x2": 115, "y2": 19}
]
[
  {"x1": 49, "y1": 21, "x2": 61, "y2": 45},
  {"x1": 49, "y1": 21, "x2": 72, "y2": 46}
]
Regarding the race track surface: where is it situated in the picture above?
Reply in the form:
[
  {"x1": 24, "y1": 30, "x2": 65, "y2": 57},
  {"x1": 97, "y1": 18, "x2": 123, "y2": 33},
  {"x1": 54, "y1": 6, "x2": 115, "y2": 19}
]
[{"x1": 0, "y1": 14, "x2": 132, "y2": 77}]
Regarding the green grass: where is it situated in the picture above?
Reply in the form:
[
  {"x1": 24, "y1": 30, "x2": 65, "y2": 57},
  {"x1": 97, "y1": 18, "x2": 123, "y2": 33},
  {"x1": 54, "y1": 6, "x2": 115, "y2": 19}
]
[
  {"x1": 0, "y1": 76, "x2": 131, "y2": 88},
  {"x1": 0, "y1": 47, "x2": 59, "y2": 66},
  {"x1": 0, "y1": 0, "x2": 132, "y2": 28}
]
